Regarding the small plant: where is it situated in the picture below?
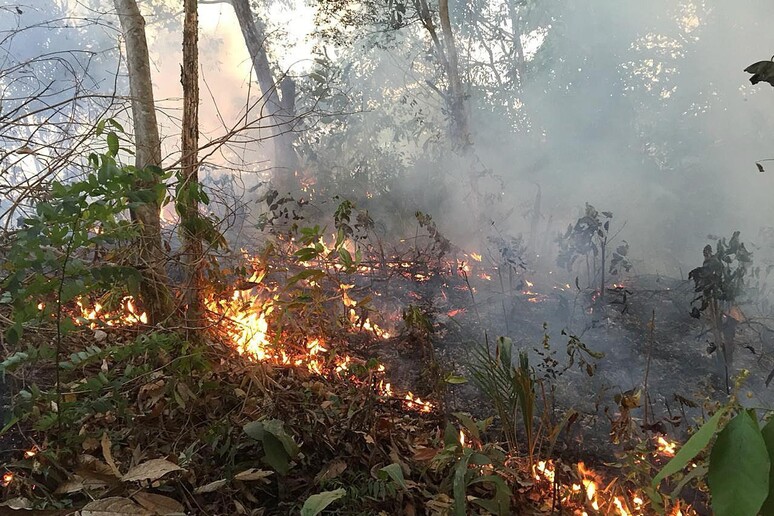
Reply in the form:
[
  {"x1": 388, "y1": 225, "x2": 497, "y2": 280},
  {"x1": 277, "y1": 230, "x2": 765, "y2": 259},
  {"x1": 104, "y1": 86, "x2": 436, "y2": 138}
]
[
  {"x1": 556, "y1": 203, "x2": 631, "y2": 301},
  {"x1": 688, "y1": 231, "x2": 752, "y2": 392}
]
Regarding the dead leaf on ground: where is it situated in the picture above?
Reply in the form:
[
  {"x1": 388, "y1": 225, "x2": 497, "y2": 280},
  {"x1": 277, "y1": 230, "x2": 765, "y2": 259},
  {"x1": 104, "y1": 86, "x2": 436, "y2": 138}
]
[
  {"x1": 411, "y1": 447, "x2": 438, "y2": 462},
  {"x1": 193, "y1": 478, "x2": 228, "y2": 494},
  {"x1": 132, "y1": 492, "x2": 185, "y2": 515},
  {"x1": 234, "y1": 468, "x2": 274, "y2": 482},
  {"x1": 81, "y1": 496, "x2": 152, "y2": 516},
  {"x1": 78, "y1": 454, "x2": 117, "y2": 477},
  {"x1": 122, "y1": 459, "x2": 183, "y2": 483},
  {"x1": 101, "y1": 432, "x2": 121, "y2": 477},
  {"x1": 314, "y1": 459, "x2": 347, "y2": 484}
]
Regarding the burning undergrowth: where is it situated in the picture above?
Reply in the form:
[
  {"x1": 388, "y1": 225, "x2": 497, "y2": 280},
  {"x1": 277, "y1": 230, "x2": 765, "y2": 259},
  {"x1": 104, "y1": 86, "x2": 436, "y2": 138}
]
[{"x1": 4, "y1": 194, "x2": 765, "y2": 514}]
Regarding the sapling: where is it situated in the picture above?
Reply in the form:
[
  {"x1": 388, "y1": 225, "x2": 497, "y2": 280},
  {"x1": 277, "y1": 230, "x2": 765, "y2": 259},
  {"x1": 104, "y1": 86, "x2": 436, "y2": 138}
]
[
  {"x1": 556, "y1": 203, "x2": 631, "y2": 302},
  {"x1": 688, "y1": 231, "x2": 752, "y2": 393}
]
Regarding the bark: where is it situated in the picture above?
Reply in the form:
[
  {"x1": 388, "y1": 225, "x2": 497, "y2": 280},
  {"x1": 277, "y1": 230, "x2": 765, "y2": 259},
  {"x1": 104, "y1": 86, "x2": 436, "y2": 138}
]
[
  {"x1": 113, "y1": 0, "x2": 173, "y2": 324},
  {"x1": 438, "y1": 0, "x2": 472, "y2": 150},
  {"x1": 181, "y1": 0, "x2": 203, "y2": 334},
  {"x1": 507, "y1": 0, "x2": 526, "y2": 89},
  {"x1": 230, "y1": 0, "x2": 299, "y2": 193}
]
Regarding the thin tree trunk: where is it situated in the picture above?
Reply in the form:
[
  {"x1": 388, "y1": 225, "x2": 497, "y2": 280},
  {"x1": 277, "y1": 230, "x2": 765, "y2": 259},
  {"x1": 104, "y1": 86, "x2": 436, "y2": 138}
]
[
  {"x1": 230, "y1": 0, "x2": 299, "y2": 193},
  {"x1": 181, "y1": 0, "x2": 203, "y2": 335},
  {"x1": 113, "y1": 0, "x2": 173, "y2": 324},
  {"x1": 438, "y1": 0, "x2": 472, "y2": 150},
  {"x1": 507, "y1": 0, "x2": 526, "y2": 89}
]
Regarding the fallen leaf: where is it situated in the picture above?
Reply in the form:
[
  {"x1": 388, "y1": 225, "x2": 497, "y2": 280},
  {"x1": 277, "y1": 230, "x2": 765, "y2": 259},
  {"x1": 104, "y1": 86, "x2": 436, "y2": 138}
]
[
  {"x1": 0, "y1": 497, "x2": 32, "y2": 509},
  {"x1": 55, "y1": 475, "x2": 87, "y2": 494},
  {"x1": 78, "y1": 454, "x2": 116, "y2": 477},
  {"x1": 412, "y1": 447, "x2": 438, "y2": 462},
  {"x1": 122, "y1": 459, "x2": 183, "y2": 483},
  {"x1": 314, "y1": 459, "x2": 347, "y2": 484},
  {"x1": 193, "y1": 478, "x2": 228, "y2": 494},
  {"x1": 81, "y1": 496, "x2": 152, "y2": 515},
  {"x1": 102, "y1": 433, "x2": 121, "y2": 477},
  {"x1": 234, "y1": 468, "x2": 274, "y2": 482},
  {"x1": 132, "y1": 492, "x2": 185, "y2": 515}
]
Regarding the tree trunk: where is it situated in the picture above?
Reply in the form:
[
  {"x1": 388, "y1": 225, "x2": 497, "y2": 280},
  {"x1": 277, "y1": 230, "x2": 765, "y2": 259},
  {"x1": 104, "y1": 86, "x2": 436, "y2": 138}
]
[
  {"x1": 230, "y1": 0, "x2": 299, "y2": 194},
  {"x1": 438, "y1": 0, "x2": 472, "y2": 150},
  {"x1": 180, "y1": 0, "x2": 203, "y2": 335},
  {"x1": 113, "y1": 0, "x2": 173, "y2": 324},
  {"x1": 507, "y1": 0, "x2": 526, "y2": 89}
]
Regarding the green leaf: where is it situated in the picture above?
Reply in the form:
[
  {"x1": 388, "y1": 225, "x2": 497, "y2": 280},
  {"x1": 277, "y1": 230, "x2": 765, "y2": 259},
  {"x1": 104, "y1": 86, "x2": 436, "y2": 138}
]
[
  {"x1": 708, "y1": 411, "x2": 770, "y2": 516},
  {"x1": 453, "y1": 451, "x2": 472, "y2": 516},
  {"x1": 378, "y1": 463, "x2": 407, "y2": 490},
  {"x1": 261, "y1": 432, "x2": 291, "y2": 475},
  {"x1": 760, "y1": 418, "x2": 774, "y2": 515},
  {"x1": 445, "y1": 374, "x2": 468, "y2": 385},
  {"x1": 300, "y1": 488, "x2": 346, "y2": 516},
  {"x1": 653, "y1": 407, "x2": 727, "y2": 487},
  {"x1": 107, "y1": 132, "x2": 119, "y2": 157}
]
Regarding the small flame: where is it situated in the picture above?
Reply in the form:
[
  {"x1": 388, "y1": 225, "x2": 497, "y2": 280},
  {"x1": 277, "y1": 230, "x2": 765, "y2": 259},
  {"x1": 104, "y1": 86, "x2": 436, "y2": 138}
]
[
  {"x1": 470, "y1": 253, "x2": 482, "y2": 262},
  {"x1": 459, "y1": 429, "x2": 466, "y2": 447},
  {"x1": 24, "y1": 448, "x2": 37, "y2": 459},
  {"x1": 656, "y1": 436, "x2": 677, "y2": 457},
  {"x1": 2, "y1": 472, "x2": 13, "y2": 487}
]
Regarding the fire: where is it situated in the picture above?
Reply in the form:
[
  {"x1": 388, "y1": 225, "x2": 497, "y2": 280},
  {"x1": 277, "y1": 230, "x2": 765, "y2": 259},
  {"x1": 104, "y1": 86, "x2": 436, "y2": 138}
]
[
  {"x1": 656, "y1": 436, "x2": 677, "y2": 457},
  {"x1": 23, "y1": 448, "x2": 37, "y2": 459},
  {"x1": 459, "y1": 429, "x2": 466, "y2": 447},
  {"x1": 470, "y1": 253, "x2": 483, "y2": 262},
  {"x1": 2, "y1": 472, "x2": 13, "y2": 487},
  {"x1": 534, "y1": 460, "x2": 556, "y2": 483},
  {"x1": 348, "y1": 309, "x2": 391, "y2": 339},
  {"x1": 403, "y1": 391, "x2": 433, "y2": 413},
  {"x1": 75, "y1": 296, "x2": 148, "y2": 328}
]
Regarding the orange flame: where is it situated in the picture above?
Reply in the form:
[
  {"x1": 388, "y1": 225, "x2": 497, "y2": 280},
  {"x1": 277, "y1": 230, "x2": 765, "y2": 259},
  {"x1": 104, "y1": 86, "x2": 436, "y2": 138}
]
[{"x1": 656, "y1": 436, "x2": 677, "y2": 457}]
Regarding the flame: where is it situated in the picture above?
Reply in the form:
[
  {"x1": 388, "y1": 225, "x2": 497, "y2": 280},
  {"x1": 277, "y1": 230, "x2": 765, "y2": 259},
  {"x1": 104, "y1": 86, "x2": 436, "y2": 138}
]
[
  {"x1": 348, "y1": 309, "x2": 391, "y2": 339},
  {"x1": 656, "y1": 436, "x2": 677, "y2": 457},
  {"x1": 470, "y1": 253, "x2": 483, "y2": 262},
  {"x1": 75, "y1": 296, "x2": 148, "y2": 328},
  {"x1": 459, "y1": 429, "x2": 466, "y2": 447},
  {"x1": 403, "y1": 391, "x2": 433, "y2": 413},
  {"x1": 23, "y1": 448, "x2": 37, "y2": 459},
  {"x1": 2, "y1": 472, "x2": 12, "y2": 487}
]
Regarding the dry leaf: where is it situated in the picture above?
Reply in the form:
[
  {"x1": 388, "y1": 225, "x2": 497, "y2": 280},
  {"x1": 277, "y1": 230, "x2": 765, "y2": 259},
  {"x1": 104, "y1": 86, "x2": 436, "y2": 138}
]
[
  {"x1": 122, "y1": 459, "x2": 183, "y2": 483},
  {"x1": 82, "y1": 436, "x2": 100, "y2": 452},
  {"x1": 55, "y1": 475, "x2": 86, "y2": 494},
  {"x1": 315, "y1": 459, "x2": 347, "y2": 484},
  {"x1": 193, "y1": 478, "x2": 228, "y2": 494},
  {"x1": 81, "y1": 496, "x2": 152, "y2": 515},
  {"x1": 78, "y1": 454, "x2": 117, "y2": 477},
  {"x1": 102, "y1": 433, "x2": 121, "y2": 477},
  {"x1": 412, "y1": 447, "x2": 438, "y2": 462},
  {"x1": 132, "y1": 492, "x2": 185, "y2": 515},
  {"x1": 0, "y1": 497, "x2": 32, "y2": 509},
  {"x1": 234, "y1": 468, "x2": 274, "y2": 482}
]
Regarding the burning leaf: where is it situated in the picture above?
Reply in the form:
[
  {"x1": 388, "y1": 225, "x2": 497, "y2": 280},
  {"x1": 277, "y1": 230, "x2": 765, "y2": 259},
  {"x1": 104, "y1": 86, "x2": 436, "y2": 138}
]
[
  {"x1": 81, "y1": 496, "x2": 152, "y2": 516},
  {"x1": 122, "y1": 459, "x2": 183, "y2": 483},
  {"x1": 132, "y1": 492, "x2": 184, "y2": 515}
]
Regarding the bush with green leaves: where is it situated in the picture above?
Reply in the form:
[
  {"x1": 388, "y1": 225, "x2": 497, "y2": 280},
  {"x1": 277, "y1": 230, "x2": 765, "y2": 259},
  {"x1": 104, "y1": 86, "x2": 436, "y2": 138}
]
[{"x1": 1, "y1": 122, "x2": 166, "y2": 345}]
